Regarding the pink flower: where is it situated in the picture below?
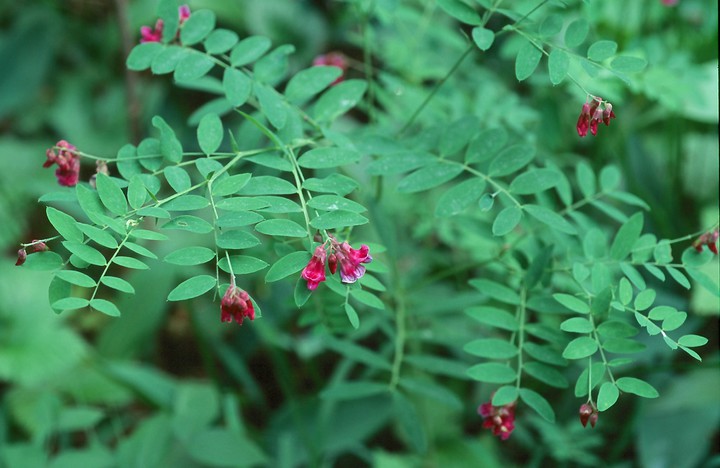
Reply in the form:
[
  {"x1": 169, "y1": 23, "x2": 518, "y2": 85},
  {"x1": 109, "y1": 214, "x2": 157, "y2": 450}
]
[
  {"x1": 577, "y1": 98, "x2": 615, "y2": 138},
  {"x1": 579, "y1": 402, "x2": 598, "y2": 428},
  {"x1": 478, "y1": 400, "x2": 516, "y2": 440},
  {"x1": 576, "y1": 102, "x2": 591, "y2": 137},
  {"x1": 15, "y1": 249, "x2": 27, "y2": 266},
  {"x1": 333, "y1": 241, "x2": 372, "y2": 284},
  {"x1": 221, "y1": 282, "x2": 255, "y2": 325},
  {"x1": 693, "y1": 229, "x2": 719, "y2": 254},
  {"x1": 302, "y1": 246, "x2": 327, "y2": 290},
  {"x1": 44, "y1": 140, "x2": 80, "y2": 187},
  {"x1": 179, "y1": 5, "x2": 191, "y2": 22},
  {"x1": 140, "y1": 5, "x2": 191, "y2": 44},
  {"x1": 312, "y1": 52, "x2": 349, "y2": 85}
]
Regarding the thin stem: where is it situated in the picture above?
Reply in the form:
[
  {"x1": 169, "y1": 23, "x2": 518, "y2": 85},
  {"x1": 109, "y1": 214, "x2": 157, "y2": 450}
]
[{"x1": 90, "y1": 229, "x2": 133, "y2": 301}]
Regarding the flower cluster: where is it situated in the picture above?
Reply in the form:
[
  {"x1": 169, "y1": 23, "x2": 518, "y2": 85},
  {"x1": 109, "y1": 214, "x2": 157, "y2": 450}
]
[
  {"x1": 15, "y1": 240, "x2": 49, "y2": 267},
  {"x1": 478, "y1": 399, "x2": 516, "y2": 440},
  {"x1": 301, "y1": 237, "x2": 372, "y2": 290},
  {"x1": 693, "y1": 229, "x2": 719, "y2": 255},
  {"x1": 44, "y1": 140, "x2": 80, "y2": 187},
  {"x1": 576, "y1": 97, "x2": 615, "y2": 137},
  {"x1": 220, "y1": 281, "x2": 255, "y2": 325},
  {"x1": 312, "y1": 52, "x2": 349, "y2": 86},
  {"x1": 579, "y1": 401, "x2": 599, "y2": 428},
  {"x1": 141, "y1": 5, "x2": 191, "y2": 43}
]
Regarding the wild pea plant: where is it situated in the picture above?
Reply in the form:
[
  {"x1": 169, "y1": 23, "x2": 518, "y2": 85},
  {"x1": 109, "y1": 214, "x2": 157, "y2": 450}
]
[{"x1": 13, "y1": 0, "x2": 718, "y2": 464}]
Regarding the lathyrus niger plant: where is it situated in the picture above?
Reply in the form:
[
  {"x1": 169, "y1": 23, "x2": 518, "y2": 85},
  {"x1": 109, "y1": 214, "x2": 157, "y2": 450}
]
[{"x1": 4, "y1": 0, "x2": 719, "y2": 466}]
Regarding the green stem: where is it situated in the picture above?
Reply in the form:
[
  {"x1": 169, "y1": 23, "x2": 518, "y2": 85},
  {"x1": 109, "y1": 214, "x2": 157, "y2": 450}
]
[{"x1": 89, "y1": 228, "x2": 133, "y2": 301}]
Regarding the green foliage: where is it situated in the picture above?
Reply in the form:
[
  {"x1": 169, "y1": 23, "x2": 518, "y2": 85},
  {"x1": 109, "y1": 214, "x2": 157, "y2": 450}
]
[{"x1": 3, "y1": 0, "x2": 718, "y2": 467}]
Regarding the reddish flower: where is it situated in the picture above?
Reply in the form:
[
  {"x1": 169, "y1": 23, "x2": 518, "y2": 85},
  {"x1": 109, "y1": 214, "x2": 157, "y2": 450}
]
[
  {"x1": 693, "y1": 229, "x2": 719, "y2": 254},
  {"x1": 478, "y1": 400, "x2": 516, "y2": 440},
  {"x1": 302, "y1": 246, "x2": 327, "y2": 290},
  {"x1": 312, "y1": 52, "x2": 349, "y2": 85},
  {"x1": 579, "y1": 402, "x2": 599, "y2": 428},
  {"x1": 603, "y1": 103, "x2": 616, "y2": 126},
  {"x1": 333, "y1": 241, "x2": 372, "y2": 284},
  {"x1": 140, "y1": 5, "x2": 191, "y2": 44},
  {"x1": 30, "y1": 240, "x2": 49, "y2": 252},
  {"x1": 577, "y1": 98, "x2": 616, "y2": 138},
  {"x1": 179, "y1": 5, "x2": 191, "y2": 22},
  {"x1": 221, "y1": 282, "x2": 255, "y2": 325},
  {"x1": 328, "y1": 253, "x2": 338, "y2": 275},
  {"x1": 44, "y1": 140, "x2": 80, "y2": 187},
  {"x1": 15, "y1": 249, "x2": 27, "y2": 266},
  {"x1": 590, "y1": 108, "x2": 603, "y2": 136},
  {"x1": 576, "y1": 103, "x2": 591, "y2": 137}
]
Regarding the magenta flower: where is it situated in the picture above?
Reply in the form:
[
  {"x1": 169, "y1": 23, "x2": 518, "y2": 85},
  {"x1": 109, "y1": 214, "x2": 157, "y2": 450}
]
[
  {"x1": 179, "y1": 5, "x2": 191, "y2": 22},
  {"x1": 693, "y1": 229, "x2": 719, "y2": 254},
  {"x1": 312, "y1": 52, "x2": 349, "y2": 85},
  {"x1": 579, "y1": 402, "x2": 599, "y2": 428},
  {"x1": 478, "y1": 400, "x2": 516, "y2": 440},
  {"x1": 576, "y1": 102, "x2": 591, "y2": 137},
  {"x1": 333, "y1": 241, "x2": 372, "y2": 284},
  {"x1": 577, "y1": 98, "x2": 615, "y2": 138},
  {"x1": 140, "y1": 5, "x2": 191, "y2": 44},
  {"x1": 221, "y1": 282, "x2": 255, "y2": 325},
  {"x1": 301, "y1": 246, "x2": 327, "y2": 290},
  {"x1": 44, "y1": 140, "x2": 80, "y2": 187}
]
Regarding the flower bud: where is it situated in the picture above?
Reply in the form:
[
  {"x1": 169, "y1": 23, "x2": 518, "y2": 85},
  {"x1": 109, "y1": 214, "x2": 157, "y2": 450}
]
[{"x1": 15, "y1": 249, "x2": 27, "y2": 266}]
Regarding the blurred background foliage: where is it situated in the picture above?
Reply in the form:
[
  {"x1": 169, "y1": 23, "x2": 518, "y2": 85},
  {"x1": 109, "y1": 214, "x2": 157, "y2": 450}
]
[{"x1": 0, "y1": 0, "x2": 718, "y2": 466}]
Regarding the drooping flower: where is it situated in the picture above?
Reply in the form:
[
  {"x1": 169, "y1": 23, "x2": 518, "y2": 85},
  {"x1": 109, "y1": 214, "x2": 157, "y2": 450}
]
[
  {"x1": 140, "y1": 5, "x2": 191, "y2": 44},
  {"x1": 221, "y1": 282, "x2": 255, "y2": 325},
  {"x1": 478, "y1": 399, "x2": 516, "y2": 440},
  {"x1": 577, "y1": 97, "x2": 616, "y2": 138},
  {"x1": 603, "y1": 103, "x2": 616, "y2": 126},
  {"x1": 693, "y1": 229, "x2": 719, "y2": 255},
  {"x1": 576, "y1": 102, "x2": 591, "y2": 137},
  {"x1": 579, "y1": 401, "x2": 599, "y2": 428},
  {"x1": 30, "y1": 240, "x2": 49, "y2": 252},
  {"x1": 44, "y1": 140, "x2": 80, "y2": 187},
  {"x1": 302, "y1": 246, "x2": 327, "y2": 290},
  {"x1": 179, "y1": 5, "x2": 191, "y2": 22},
  {"x1": 15, "y1": 249, "x2": 27, "y2": 266},
  {"x1": 312, "y1": 52, "x2": 349, "y2": 85},
  {"x1": 333, "y1": 241, "x2": 372, "y2": 284},
  {"x1": 15, "y1": 240, "x2": 49, "y2": 267},
  {"x1": 328, "y1": 253, "x2": 338, "y2": 275}
]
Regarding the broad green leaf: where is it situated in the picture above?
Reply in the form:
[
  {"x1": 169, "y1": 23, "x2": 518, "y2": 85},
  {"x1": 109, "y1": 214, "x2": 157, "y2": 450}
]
[
  {"x1": 55, "y1": 270, "x2": 96, "y2": 288},
  {"x1": 167, "y1": 275, "x2": 216, "y2": 301},
  {"x1": 314, "y1": 79, "x2": 367, "y2": 122},
  {"x1": 436, "y1": 0, "x2": 482, "y2": 24},
  {"x1": 216, "y1": 211, "x2": 265, "y2": 228},
  {"x1": 285, "y1": 66, "x2": 342, "y2": 102},
  {"x1": 174, "y1": 50, "x2": 215, "y2": 82},
  {"x1": 686, "y1": 268, "x2": 720, "y2": 297},
  {"x1": 126, "y1": 42, "x2": 163, "y2": 71},
  {"x1": 435, "y1": 178, "x2": 486, "y2": 217},
  {"x1": 310, "y1": 210, "x2": 368, "y2": 230},
  {"x1": 254, "y1": 219, "x2": 306, "y2": 237},
  {"x1": 216, "y1": 197, "x2": 269, "y2": 212},
  {"x1": 344, "y1": 303, "x2": 360, "y2": 329},
  {"x1": 466, "y1": 363, "x2": 516, "y2": 384},
  {"x1": 130, "y1": 229, "x2": 168, "y2": 241},
  {"x1": 164, "y1": 246, "x2": 215, "y2": 266},
  {"x1": 548, "y1": 49, "x2": 569, "y2": 85},
  {"x1": 265, "y1": 251, "x2": 310, "y2": 282},
  {"x1": 155, "y1": 196, "x2": 206, "y2": 214},
  {"x1": 90, "y1": 298, "x2": 120, "y2": 317},
  {"x1": 255, "y1": 84, "x2": 287, "y2": 129},
  {"x1": 478, "y1": 193, "x2": 495, "y2": 211},
  {"x1": 161, "y1": 215, "x2": 214, "y2": 233},
  {"x1": 246, "y1": 153, "x2": 293, "y2": 172},
  {"x1": 523, "y1": 343, "x2": 567, "y2": 366},
  {"x1": 254, "y1": 44, "x2": 294, "y2": 84},
  {"x1": 602, "y1": 338, "x2": 646, "y2": 354},
  {"x1": 256, "y1": 196, "x2": 302, "y2": 213},
  {"x1": 307, "y1": 195, "x2": 366, "y2": 213},
  {"x1": 615, "y1": 377, "x2": 659, "y2": 398},
  {"x1": 95, "y1": 174, "x2": 127, "y2": 215},
  {"x1": 564, "y1": 19, "x2": 589, "y2": 48},
  {"x1": 197, "y1": 113, "x2": 223, "y2": 155},
  {"x1": 203, "y1": 29, "x2": 238, "y2": 54},
  {"x1": 509, "y1": 169, "x2": 560, "y2": 194},
  {"x1": 396, "y1": 163, "x2": 463, "y2": 193},
  {"x1": 469, "y1": 279, "x2": 520, "y2": 304},
  {"x1": 465, "y1": 127, "x2": 508, "y2": 164},
  {"x1": 351, "y1": 290, "x2": 385, "y2": 310},
  {"x1": 76, "y1": 223, "x2": 118, "y2": 249},
  {"x1": 562, "y1": 337, "x2": 598, "y2": 359},
  {"x1": 666, "y1": 266, "x2": 690, "y2": 289},
  {"x1": 619, "y1": 277, "x2": 633, "y2": 305},
  {"x1": 611, "y1": 56, "x2": 647, "y2": 73},
  {"x1": 560, "y1": 317, "x2": 593, "y2": 333},
  {"x1": 298, "y1": 148, "x2": 360, "y2": 169},
  {"x1": 463, "y1": 339, "x2": 518, "y2": 359},
  {"x1": 216, "y1": 230, "x2": 261, "y2": 249},
  {"x1": 599, "y1": 165, "x2": 621, "y2": 191},
  {"x1": 46, "y1": 207, "x2": 83, "y2": 243},
  {"x1": 610, "y1": 213, "x2": 644, "y2": 260},
  {"x1": 223, "y1": 68, "x2": 252, "y2": 106},
  {"x1": 576, "y1": 161, "x2": 596, "y2": 199},
  {"x1": 238, "y1": 176, "x2": 296, "y2": 195},
  {"x1": 180, "y1": 9, "x2": 215, "y2": 46},
  {"x1": 112, "y1": 256, "x2": 149, "y2": 269},
  {"x1": 520, "y1": 388, "x2": 555, "y2": 422},
  {"x1": 492, "y1": 206, "x2": 522, "y2": 236},
  {"x1": 465, "y1": 306, "x2": 518, "y2": 331},
  {"x1": 524, "y1": 204, "x2": 577, "y2": 235},
  {"x1": 492, "y1": 386, "x2": 518, "y2": 406},
  {"x1": 367, "y1": 152, "x2": 436, "y2": 175},
  {"x1": 62, "y1": 241, "x2": 106, "y2": 266},
  {"x1": 158, "y1": 0, "x2": 179, "y2": 42},
  {"x1": 163, "y1": 167, "x2": 191, "y2": 194},
  {"x1": 152, "y1": 116, "x2": 183, "y2": 163},
  {"x1": 587, "y1": 40, "x2": 617, "y2": 61},
  {"x1": 217, "y1": 256, "x2": 269, "y2": 275},
  {"x1": 633, "y1": 289, "x2": 656, "y2": 311},
  {"x1": 597, "y1": 320, "x2": 638, "y2": 339},
  {"x1": 515, "y1": 40, "x2": 543, "y2": 81},
  {"x1": 230, "y1": 36, "x2": 272, "y2": 67},
  {"x1": 662, "y1": 311, "x2": 687, "y2": 331},
  {"x1": 597, "y1": 382, "x2": 619, "y2": 411},
  {"x1": 127, "y1": 175, "x2": 147, "y2": 209},
  {"x1": 52, "y1": 297, "x2": 90, "y2": 311},
  {"x1": 212, "y1": 174, "x2": 252, "y2": 197},
  {"x1": 523, "y1": 362, "x2": 568, "y2": 388},
  {"x1": 538, "y1": 14, "x2": 563, "y2": 37},
  {"x1": 101, "y1": 276, "x2": 135, "y2": 294},
  {"x1": 471, "y1": 27, "x2": 494, "y2": 51},
  {"x1": 554, "y1": 293, "x2": 589, "y2": 314},
  {"x1": 488, "y1": 144, "x2": 535, "y2": 176},
  {"x1": 677, "y1": 334, "x2": 708, "y2": 347},
  {"x1": 151, "y1": 45, "x2": 185, "y2": 74}
]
